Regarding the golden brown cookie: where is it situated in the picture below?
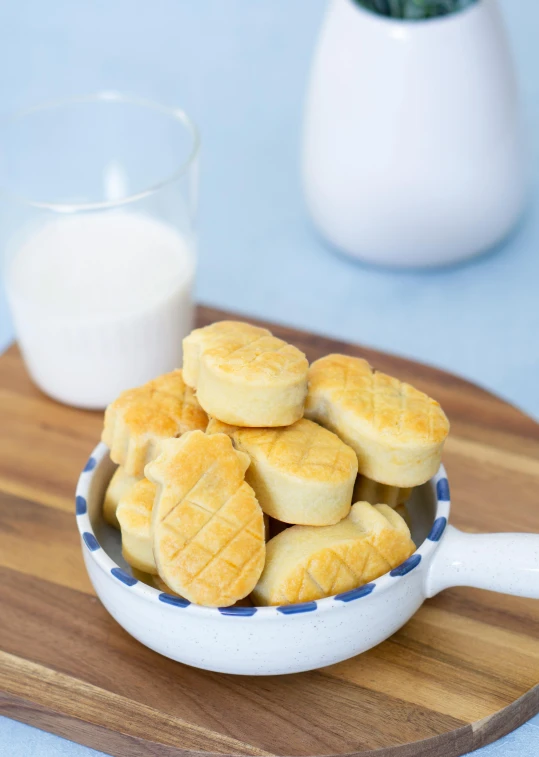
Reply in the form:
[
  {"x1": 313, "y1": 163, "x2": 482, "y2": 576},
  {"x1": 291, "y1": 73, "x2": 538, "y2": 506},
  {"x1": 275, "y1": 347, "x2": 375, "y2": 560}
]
[
  {"x1": 152, "y1": 574, "x2": 253, "y2": 607},
  {"x1": 252, "y1": 501, "x2": 415, "y2": 606},
  {"x1": 103, "y1": 466, "x2": 141, "y2": 529},
  {"x1": 117, "y1": 478, "x2": 158, "y2": 574},
  {"x1": 131, "y1": 568, "x2": 155, "y2": 586},
  {"x1": 394, "y1": 503, "x2": 412, "y2": 530},
  {"x1": 102, "y1": 369, "x2": 208, "y2": 477},
  {"x1": 152, "y1": 573, "x2": 180, "y2": 594},
  {"x1": 146, "y1": 431, "x2": 266, "y2": 607},
  {"x1": 353, "y1": 475, "x2": 412, "y2": 508},
  {"x1": 305, "y1": 354, "x2": 449, "y2": 488},
  {"x1": 182, "y1": 321, "x2": 308, "y2": 427},
  {"x1": 207, "y1": 417, "x2": 357, "y2": 525}
]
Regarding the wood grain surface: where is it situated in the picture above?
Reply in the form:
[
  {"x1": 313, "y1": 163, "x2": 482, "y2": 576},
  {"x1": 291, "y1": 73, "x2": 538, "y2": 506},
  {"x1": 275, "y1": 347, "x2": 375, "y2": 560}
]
[{"x1": 0, "y1": 305, "x2": 538, "y2": 757}]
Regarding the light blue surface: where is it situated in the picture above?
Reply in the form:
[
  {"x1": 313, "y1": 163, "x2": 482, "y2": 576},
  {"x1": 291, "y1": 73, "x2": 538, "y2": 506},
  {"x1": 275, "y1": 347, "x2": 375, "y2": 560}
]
[{"x1": 0, "y1": 2, "x2": 537, "y2": 756}]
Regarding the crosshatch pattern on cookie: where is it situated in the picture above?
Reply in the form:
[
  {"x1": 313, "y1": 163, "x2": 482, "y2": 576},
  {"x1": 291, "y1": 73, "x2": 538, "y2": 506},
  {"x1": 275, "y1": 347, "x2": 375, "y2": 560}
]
[
  {"x1": 147, "y1": 433, "x2": 265, "y2": 605},
  {"x1": 208, "y1": 334, "x2": 308, "y2": 380},
  {"x1": 229, "y1": 422, "x2": 356, "y2": 482},
  {"x1": 310, "y1": 355, "x2": 449, "y2": 443}
]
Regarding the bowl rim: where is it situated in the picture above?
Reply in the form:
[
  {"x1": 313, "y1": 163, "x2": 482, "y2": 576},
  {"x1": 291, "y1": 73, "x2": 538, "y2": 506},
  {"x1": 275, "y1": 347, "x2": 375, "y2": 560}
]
[{"x1": 75, "y1": 441, "x2": 451, "y2": 618}]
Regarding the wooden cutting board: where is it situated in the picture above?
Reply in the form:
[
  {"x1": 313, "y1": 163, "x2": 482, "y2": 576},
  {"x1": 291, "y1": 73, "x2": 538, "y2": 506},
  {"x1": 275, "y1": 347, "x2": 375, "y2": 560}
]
[{"x1": 1, "y1": 305, "x2": 538, "y2": 757}]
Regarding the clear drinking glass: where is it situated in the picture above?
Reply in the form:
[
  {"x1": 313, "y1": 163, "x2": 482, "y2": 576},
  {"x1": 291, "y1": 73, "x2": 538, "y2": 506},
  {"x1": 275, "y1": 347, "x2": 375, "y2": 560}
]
[{"x1": 0, "y1": 92, "x2": 199, "y2": 408}]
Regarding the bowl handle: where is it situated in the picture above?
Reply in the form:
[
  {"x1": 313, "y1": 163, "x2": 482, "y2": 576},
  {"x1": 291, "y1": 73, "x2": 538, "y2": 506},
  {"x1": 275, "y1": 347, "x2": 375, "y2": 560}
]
[{"x1": 425, "y1": 524, "x2": 539, "y2": 599}]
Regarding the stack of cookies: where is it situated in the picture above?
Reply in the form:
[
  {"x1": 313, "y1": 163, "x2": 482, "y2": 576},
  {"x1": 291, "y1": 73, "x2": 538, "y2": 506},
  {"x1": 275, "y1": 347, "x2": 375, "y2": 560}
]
[{"x1": 101, "y1": 320, "x2": 449, "y2": 607}]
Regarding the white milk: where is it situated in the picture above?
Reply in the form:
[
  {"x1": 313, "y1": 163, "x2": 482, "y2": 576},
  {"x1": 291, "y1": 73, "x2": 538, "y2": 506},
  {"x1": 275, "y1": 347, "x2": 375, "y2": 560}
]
[{"x1": 6, "y1": 212, "x2": 195, "y2": 408}]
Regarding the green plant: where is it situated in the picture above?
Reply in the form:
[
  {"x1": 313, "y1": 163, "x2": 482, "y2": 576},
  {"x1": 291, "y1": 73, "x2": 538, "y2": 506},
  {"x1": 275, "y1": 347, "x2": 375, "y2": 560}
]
[{"x1": 354, "y1": 0, "x2": 478, "y2": 19}]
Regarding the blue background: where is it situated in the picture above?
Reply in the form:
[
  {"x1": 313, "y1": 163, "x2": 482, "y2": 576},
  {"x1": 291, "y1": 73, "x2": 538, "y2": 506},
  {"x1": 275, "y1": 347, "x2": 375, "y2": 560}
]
[{"x1": 0, "y1": 1, "x2": 538, "y2": 755}]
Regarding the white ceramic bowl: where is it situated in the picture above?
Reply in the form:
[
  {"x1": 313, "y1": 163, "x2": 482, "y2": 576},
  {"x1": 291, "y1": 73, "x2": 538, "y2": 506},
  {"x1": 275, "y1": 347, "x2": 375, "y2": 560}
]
[{"x1": 76, "y1": 443, "x2": 539, "y2": 675}]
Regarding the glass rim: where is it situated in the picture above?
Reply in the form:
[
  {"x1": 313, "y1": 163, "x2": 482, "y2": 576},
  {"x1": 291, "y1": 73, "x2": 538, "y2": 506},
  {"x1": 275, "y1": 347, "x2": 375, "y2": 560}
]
[{"x1": 0, "y1": 91, "x2": 200, "y2": 212}]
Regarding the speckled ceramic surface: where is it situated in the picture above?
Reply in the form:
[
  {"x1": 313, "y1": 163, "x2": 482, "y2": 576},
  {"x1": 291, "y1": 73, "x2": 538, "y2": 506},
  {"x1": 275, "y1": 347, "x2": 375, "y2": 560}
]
[{"x1": 75, "y1": 442, "x2": 539, "y2": 675}]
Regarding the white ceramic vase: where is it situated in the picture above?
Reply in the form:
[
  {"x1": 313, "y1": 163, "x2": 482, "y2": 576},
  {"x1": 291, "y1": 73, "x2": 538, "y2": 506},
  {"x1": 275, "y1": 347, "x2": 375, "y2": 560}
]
[{"x1": 302, "y1": 0, "x2": 526, "y2": 267}]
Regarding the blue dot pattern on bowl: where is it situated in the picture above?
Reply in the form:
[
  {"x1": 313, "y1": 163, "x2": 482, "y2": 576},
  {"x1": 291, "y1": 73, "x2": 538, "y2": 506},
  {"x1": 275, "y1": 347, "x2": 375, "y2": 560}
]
[
  {"x1": 428, "y1": 516, "x2": 447, "y2": 542},
  {"x1": 159, "y1": 593, "x2": 191, "y2": 608},
  {"x1": 218, "y1": 606, "x2": 258, "y2": 617},
  {"x1": 75, "y1": 495, "x2": 87, "y2": 515},
  {"x1": 436, "y1": 478, "x2": 450, "y2": 501},
  {"x1": 336, "y1": 583, "x2": 376, "y2": 602},
  {"x1": 82, "y1": 532, "x2": 100, "y2": 551},
  {"x1": 277, "y1": 601, "x2": 317, "y2": 615},
  {"x1": 390, "y1": 553, "x2": 422, "y2": 577},
  {"x1": 83, "y1": 457, "x2": 97, "y2": 473},
  {"x1": 111, "y1": 568, "x2": 138, "y2": 586}
]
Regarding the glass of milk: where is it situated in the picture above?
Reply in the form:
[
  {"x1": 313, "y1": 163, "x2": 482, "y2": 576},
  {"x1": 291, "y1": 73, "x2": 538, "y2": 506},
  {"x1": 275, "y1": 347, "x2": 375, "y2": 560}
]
[{"x1": 0, "y1": 92, "x2": 199, "y2": 408}]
